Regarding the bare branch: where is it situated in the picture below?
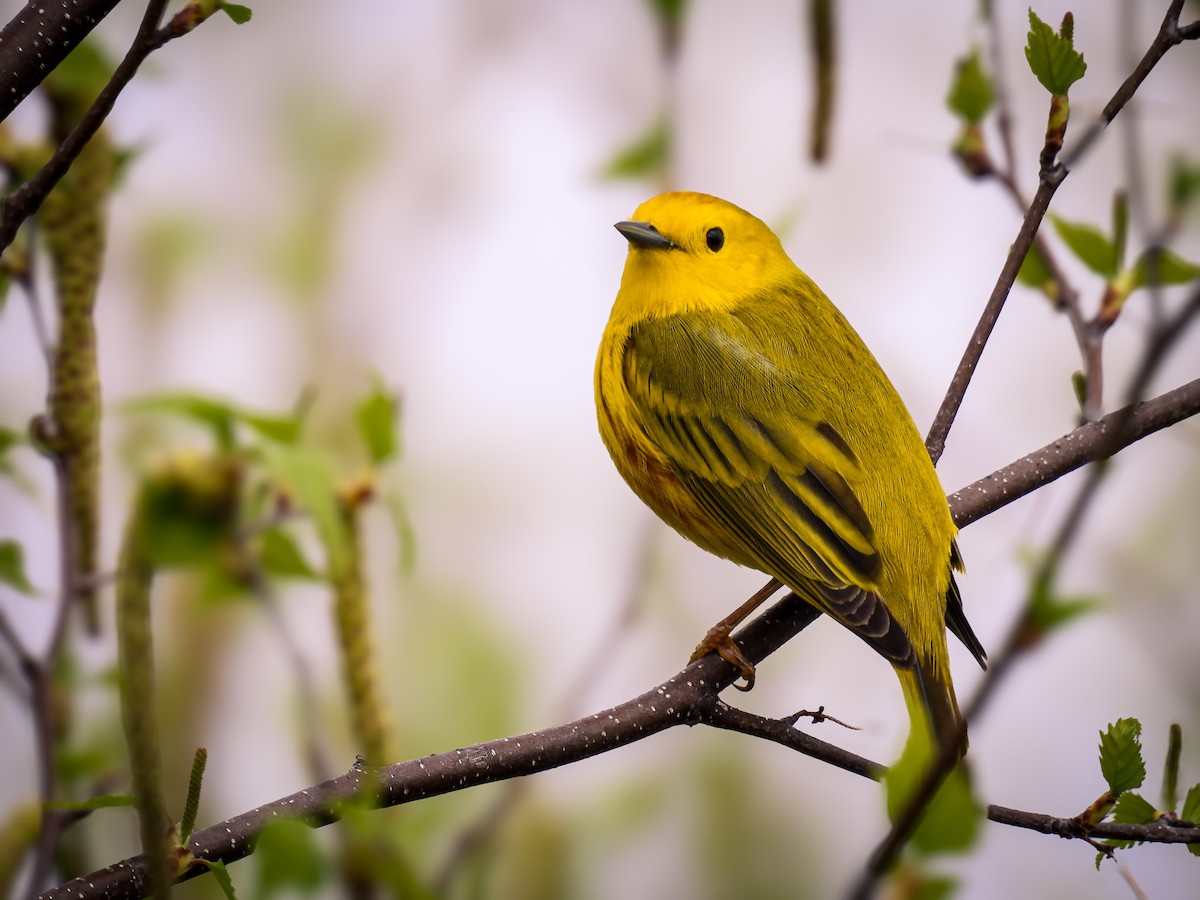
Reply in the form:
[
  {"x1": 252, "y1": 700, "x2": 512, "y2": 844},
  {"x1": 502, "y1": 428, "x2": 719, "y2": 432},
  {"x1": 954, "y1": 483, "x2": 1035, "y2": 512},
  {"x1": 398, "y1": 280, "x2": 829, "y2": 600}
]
[
  {"x1": 988, "y1": 804, "x2": 1200, "y2": 844},
  {"x1": 926, "y1": 172, "x2": 1064, "y2": 464},
  {"x1": 0, "y1": 0, "x2": 233, "y2": 253},
  {"x1": 949, "y1": 376, "x2": 1200, "y2": 530},
  {"x1": 0, "y1": 0, "x2": 122, "y2": 122}
]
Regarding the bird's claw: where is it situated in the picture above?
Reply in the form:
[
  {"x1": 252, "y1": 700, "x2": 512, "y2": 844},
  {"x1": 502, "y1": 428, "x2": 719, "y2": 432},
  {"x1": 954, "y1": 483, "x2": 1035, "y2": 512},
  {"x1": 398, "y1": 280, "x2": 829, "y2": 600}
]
[{"x1": 690, "y1": 628, "x2": 757, "y2": 691}]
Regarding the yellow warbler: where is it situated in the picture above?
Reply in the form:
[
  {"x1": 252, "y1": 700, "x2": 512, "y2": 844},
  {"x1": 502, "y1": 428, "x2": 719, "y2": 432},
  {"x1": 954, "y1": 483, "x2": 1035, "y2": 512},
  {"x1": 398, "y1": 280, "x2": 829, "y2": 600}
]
[{"x1": 595, "y1": 191, "x2": 985, "y2": 753}]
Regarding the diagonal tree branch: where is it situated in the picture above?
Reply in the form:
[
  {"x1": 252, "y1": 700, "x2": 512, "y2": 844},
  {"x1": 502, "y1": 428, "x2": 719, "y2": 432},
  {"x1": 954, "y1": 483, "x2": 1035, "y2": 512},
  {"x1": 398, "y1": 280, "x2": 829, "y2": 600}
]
[
  {"x1": 36, "y1": 376, "x2": 1200, "y2": 900},
  {"x1": 949, "y1": 376, "x2": 1200, "y2": 529},
  {"x1": 0, "y1": 0, "x2": 122, "y2": 123}
]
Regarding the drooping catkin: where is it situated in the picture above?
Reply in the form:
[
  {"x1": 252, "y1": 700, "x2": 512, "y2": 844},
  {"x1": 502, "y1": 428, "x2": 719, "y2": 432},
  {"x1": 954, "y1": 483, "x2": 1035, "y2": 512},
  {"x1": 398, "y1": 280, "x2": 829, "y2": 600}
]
[{"x1": 39, "y1": 84, "x2": 115, "y2": 634}]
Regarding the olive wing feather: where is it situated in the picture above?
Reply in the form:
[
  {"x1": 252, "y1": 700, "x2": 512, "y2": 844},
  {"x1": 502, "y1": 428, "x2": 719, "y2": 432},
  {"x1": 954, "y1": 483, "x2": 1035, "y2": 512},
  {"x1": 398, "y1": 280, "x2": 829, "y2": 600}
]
[{"x1": 622, "y1": 309, "x2": 918, "y2": 666}]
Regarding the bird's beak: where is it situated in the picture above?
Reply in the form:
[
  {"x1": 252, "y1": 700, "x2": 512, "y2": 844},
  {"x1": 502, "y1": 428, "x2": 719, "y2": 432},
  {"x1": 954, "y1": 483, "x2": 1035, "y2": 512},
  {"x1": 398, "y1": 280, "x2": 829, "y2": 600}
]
[{"x1": 615, "y1": 220, "x2": 676, "y2": 250}]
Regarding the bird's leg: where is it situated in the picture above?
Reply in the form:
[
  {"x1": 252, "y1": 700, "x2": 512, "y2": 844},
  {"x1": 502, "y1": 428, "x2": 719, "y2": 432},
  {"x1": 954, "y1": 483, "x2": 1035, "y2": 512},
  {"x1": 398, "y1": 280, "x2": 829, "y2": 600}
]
[{"x1": 689, "y1": 578, "x2": 783, "y2": 691}]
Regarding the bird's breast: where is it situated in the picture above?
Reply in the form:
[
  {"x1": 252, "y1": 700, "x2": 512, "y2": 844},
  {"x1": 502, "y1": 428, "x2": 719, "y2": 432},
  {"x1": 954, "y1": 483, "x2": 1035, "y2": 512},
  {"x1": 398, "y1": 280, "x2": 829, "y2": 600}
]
[{"x1": 595, "y1": 334, "x2": 736, "y2": 557}]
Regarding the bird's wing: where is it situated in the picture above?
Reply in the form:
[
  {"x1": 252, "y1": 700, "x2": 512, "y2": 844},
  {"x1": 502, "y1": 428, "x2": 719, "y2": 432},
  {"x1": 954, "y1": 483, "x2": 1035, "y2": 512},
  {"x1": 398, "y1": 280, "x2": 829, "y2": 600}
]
[{"x1": 622, "y1": 308, "x2": 917, "y2": 666}]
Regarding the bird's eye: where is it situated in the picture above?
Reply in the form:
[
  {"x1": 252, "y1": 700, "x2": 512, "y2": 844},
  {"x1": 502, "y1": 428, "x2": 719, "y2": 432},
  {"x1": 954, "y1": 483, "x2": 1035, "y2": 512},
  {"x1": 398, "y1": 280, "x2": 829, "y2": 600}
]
[{"x1": 705, "y1": 227, "x2": 725, "y2": 252}]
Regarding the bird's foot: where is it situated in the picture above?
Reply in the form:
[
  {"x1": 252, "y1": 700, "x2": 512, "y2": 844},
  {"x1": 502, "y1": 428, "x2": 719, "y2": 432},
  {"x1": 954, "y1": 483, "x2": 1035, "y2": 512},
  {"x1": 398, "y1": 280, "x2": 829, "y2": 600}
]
[{"x1": 690, "y1": 627, "x2": 756, "y2": 691}]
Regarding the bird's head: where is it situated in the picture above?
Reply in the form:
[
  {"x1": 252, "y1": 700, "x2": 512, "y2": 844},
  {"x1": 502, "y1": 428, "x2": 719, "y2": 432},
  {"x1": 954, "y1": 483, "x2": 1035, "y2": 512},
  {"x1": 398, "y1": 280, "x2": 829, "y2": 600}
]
[{"x1": 612, "y1": 192, "x2": 797, "y2": 320}]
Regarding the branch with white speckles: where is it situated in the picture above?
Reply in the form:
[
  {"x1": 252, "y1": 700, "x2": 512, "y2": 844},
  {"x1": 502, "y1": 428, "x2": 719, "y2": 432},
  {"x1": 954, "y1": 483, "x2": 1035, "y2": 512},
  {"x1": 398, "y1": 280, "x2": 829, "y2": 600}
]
[
  {"x1": 36, "y1": 377, "x2": 1200, "y2": 900},
  {"x1": 949, "y1": 376, "x2": 1200, "y2": 529}
]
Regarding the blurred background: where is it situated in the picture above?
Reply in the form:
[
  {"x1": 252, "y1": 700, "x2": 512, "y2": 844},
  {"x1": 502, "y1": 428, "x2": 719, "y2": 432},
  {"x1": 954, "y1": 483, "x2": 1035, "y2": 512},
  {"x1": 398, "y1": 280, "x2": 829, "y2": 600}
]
[{"x1": 1, "y1": 0, "x2": 1199, "y2": 897}]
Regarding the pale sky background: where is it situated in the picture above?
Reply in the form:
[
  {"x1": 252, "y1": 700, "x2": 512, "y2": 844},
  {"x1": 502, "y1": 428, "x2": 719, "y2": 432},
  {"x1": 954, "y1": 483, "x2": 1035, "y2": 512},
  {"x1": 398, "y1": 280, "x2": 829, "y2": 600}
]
[{"x1": 1, "y1": 1, "x2": 1199, "y2": 898}]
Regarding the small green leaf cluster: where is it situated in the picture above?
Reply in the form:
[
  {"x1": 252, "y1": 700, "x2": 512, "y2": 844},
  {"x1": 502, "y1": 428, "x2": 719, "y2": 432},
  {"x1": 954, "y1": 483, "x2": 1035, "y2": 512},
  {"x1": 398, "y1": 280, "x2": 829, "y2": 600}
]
[
  {"x1": 1017, "y1": 193, "x2": 1200, "y2": 323},
  {"x1": 0, "y1": 539, "x2": 36, "y2": 596},
  {"x1": 1089, "y1": 720, "x2": 1200, "y2": 867},
  {"x1": 602, "y1": 117, "x2": 671, "y2": 181},
  {"x1": 121, "y1": 378, "x2": 411, "y2": 595},
  {"x1": 1024, "y1": 10, "x2": 1086, "y2": 96},
  {"x1": 1020, "y1": 573, "x2": 1099, "y2": 647},
  {"x1": 946, "y1": 51, "x2": 994, "y2": 126},
  {"x1": 945, "y1": 50, "x2": 995, "y2": 177},
  {"x1": 945, "y1": 8, "x2": 1088, "y2": 178}
]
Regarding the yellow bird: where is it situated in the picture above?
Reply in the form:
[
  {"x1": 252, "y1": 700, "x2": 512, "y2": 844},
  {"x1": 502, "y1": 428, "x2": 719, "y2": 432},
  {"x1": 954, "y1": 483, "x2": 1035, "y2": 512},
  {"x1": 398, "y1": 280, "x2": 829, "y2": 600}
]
[{"x1": 595, "y1": 191, "x2": 985, "y2": 753}]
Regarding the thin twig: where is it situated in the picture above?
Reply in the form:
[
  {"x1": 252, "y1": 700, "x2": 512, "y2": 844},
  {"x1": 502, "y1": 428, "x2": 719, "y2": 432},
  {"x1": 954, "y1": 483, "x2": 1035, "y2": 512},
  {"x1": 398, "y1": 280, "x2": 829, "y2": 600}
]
[
  {"x1": 1118, "y1": 0, "x2": 1161, "y2": 326},
  {"x1": 21, "y1": 449, "x2": 88, "y2": 900},
  {"x1": 987, "y1": 804, "x2": 1200, "y2": 844},
  {"x1": 983, "y1": 0, "x2": 1018, "y2": 182},
  {"x1": 926, "y1": 171, "x2": 1064, "y2": 464},
  {"x1": 0, "y1": 605, "x2": 36, "y2": 695},
  {"x1": 1059, "y1": 1, "x2": 1195, "y2": 173},
  {"x1": 18, "y1": 270, "x2": 55, "y2": 370},
  {"x1": 925, "y1": 0, "x2": 1197, "y2": 463},
  {"x1": 0, "y1": 0, "x2": 231, "y2": 252}
]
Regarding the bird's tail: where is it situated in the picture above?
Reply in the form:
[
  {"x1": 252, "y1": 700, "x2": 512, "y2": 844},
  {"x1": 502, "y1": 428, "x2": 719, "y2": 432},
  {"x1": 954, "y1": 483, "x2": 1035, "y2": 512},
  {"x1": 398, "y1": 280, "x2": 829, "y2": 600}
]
[
  {"x1": 888, "y1": 660, "x2": 980, "y2": 851},
  {"x1": 897, "y1": 656, "x2": 967, "y2": 761}
]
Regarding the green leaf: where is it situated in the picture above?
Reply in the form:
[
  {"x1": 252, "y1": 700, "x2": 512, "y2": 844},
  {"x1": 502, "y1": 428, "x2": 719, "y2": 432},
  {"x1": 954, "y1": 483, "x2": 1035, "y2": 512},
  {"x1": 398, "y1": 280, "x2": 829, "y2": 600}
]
[
  {"x1": 137, "y1": 454, "x2": 241, "y2": 568},
  {"x1": 45, "y1": 793, "x2": 136, "y2": 812},
  {"x1": 602, "y1": 117, "x2": 670, "y2": 180},
  {"x1": 220, "y1": 3, "x2": 253, "y2": 24},
  {"x1": 1099, "y1": 718, "x2": 1146, "y2": 795},
  {"x1": 1025, "y1": 576, "x2": 1099, "y2": 636},
  {"x1": 1168, "y1": 155, "x2": 1200, "y2": 214},
  {"x1": 913, "y1": 874, "x2": 958, "y2": 900},
  {"x1": 124, "y1": 392, "x2": 303, "y2": 450},
  {"x1": 0, "y1": 424, "x2": 37, "y2": 493},
  {"x1": 1016, "y1": 240, "x2": 1054, "y2": 291},
  {"x1": 338, "y1": 807, "x2": 440, "y2": 899},
  {"x1": 647, "y1": 0, "x2": 687, "y2": 30},
  {"x1": 239, "y1": 411, "x2": 302, "y2": 445},
  {"x1": 1097, "y1": 790, "x2": 1158, "y2": 863},
  {"x1": 1130, "y1": 247, "x2": 1200, "y2": 289},
  {"x1": 1070, "y1": 371, "x2": 1087, "y2": 412},
  {"x1": 259, "y1": 444, "x2": 349, "y2": 575},
  {"x1": 1182, "y1": 783, "x2": 1200, "y2": 857},
  {"x1": 256, "y1": 819, "x2": 328, "y2": 894},
  {"x1": 1163, "y1": 723, "x2": 1182, "y2": 812},
  {"x1": 355, "y1": 380, "x2": 400, "y2": 465},
  {"x1": 124, "y1": 393, "x2": 238, "y2": 450},
  {"x1": 54, "y1": 743, "x2": 117, "y2": 782},
  {"x1": 45, "y1": 39, "x2": 116, "y2": 100},
  {"x1": 1050, "y1": 215, "x2": 1116, "y2": 278},
  {"x1": 0, "y1": 540, "x2": 37, "y2": 596},
  {"x1": 947, "y1": 50, "x2": 995, "y2": 125},
  {"x1": 0, "y1": 426, "x2": 20, "y2": 458},
  {"x1": 1111, "y1": 791, "x2": 1156, "y2": 825},
  {"x1": 258, "y1": 528, "x2": 319, "y2": 580},
  {"x1": 382, "y1": 486, "x2": 418, "y2": 574},
  {"x1": 1112, "y1": 192, "x2": 1128, "y2": 272},
  {"x1": 887, "y1": 748, "x2": 982, "y2": 856},
  {"x1": 196, "y1": 859, "x2": 238, "y2": 900},
  {"x1": 1025, "y1": 10, "x2": 1087, "y2": 95},
  {"x1": 1181, "y1": 782, "x2": 1200, "y2": 822}
]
